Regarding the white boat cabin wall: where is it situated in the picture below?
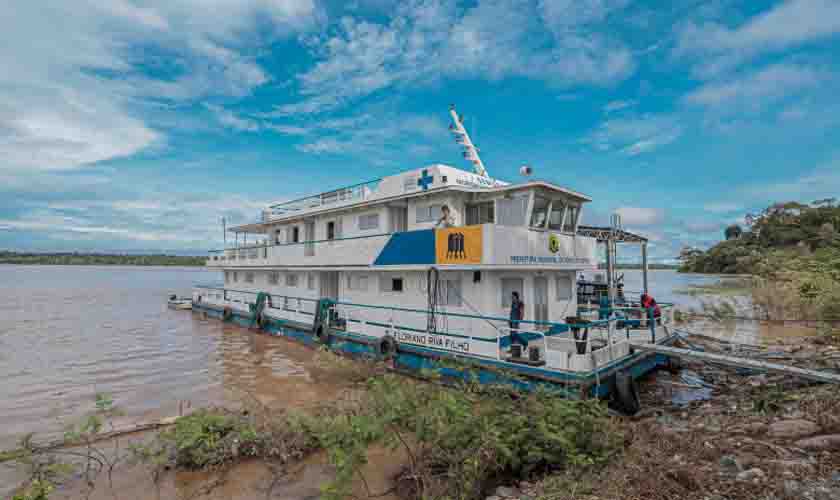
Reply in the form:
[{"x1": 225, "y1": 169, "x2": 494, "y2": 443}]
[{"x1": 204, "y1": 164, "x2": 599, "y2": 350}]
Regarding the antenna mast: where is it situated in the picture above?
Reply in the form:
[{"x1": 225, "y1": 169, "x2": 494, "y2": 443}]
[{"x1": 449, "y1": 105, "x2": 488, "y2": 178}]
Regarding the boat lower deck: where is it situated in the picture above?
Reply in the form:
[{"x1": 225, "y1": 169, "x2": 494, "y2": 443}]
[{"x1": 192, "y1": 287, "x2": 678, "y2": 399}]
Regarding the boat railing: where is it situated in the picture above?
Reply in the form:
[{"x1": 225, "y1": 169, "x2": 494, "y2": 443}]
[{"x1": 192, "y1": 286, "x2": 671, "y2": 369}]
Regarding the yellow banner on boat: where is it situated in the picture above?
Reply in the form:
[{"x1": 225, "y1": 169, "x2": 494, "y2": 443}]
[{"x1": 435, "y1": 225, "x2": 483, "y2": 264}]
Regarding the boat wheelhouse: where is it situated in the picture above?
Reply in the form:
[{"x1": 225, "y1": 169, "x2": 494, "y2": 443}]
[{"x1": 193, "y1": 107, "x2": 676, "y2": 405}]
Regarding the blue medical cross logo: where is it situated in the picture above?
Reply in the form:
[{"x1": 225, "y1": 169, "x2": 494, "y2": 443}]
[{"x1": 417, "y1": 169, "x2": 434, "y2": 190}]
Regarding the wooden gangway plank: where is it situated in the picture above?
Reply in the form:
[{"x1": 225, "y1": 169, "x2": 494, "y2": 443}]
[{"x1": 631, "y1": 343, "x2": 840, "y2": 384}]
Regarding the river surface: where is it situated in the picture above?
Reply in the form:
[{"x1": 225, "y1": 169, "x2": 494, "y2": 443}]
[{"x1": 0, "y1": 265, "x2": 811, "y2": 495}]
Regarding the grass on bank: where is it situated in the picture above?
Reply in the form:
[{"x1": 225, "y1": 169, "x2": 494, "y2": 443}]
[{"x1": 7, "y1": 357, "x2": 622, "y2": 500}]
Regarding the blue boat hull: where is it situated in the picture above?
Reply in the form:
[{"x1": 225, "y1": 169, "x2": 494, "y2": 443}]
[{"x1": 193, "y1": 302, "x2": 672, "y2": 399}]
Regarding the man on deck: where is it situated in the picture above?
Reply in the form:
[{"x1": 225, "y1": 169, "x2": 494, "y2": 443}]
[
  {"x1": 509, "y1": 291, "x2": 525, "y2": 347},
  {"x1": 640, "y1": 293, "x2": 662, "y2": 321}
]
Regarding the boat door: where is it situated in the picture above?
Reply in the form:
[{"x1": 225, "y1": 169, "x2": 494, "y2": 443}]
[
  {"x1": 534, "y1": 276, "x2": 549, "y2": 330},
  {"x1": 304, "y1": 221, "x2": 315, "y2": 256},
  {"x1": 389, "y1": 206, "x2": 408, "y2": 232},
  {"x1": 320, "y1": 271, "x2": 339, "y2": 301}
]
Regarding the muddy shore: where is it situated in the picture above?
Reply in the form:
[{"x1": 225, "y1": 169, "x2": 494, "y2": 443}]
[{"x1": 6, "y1": 329, "x2": 840, "y2": 500}]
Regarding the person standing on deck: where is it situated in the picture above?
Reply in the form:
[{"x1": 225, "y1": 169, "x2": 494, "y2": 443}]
[
  {"x1": 436, "y1": 204, "x2": 455, "y2": 228},
  {"x1": 509, "y1": 291, "x2": 525, "y2": 347}
]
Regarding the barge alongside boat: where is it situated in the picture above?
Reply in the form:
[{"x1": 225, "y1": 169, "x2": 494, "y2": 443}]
[{"x1": 192, "y1": 106, "x2": 676, "y2": 410}]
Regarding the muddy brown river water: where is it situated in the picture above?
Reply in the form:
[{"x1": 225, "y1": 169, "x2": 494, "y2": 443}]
[{"x1": 0, "y1": 265, "x2": 815, "y2": 496}]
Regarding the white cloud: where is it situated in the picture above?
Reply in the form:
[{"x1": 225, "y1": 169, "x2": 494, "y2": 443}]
[
  {"x1": 279, "y1": 0, "x2": 635, "y2": 114},
  {"x1": 603, "y1": 100, "x2": 636, "y2": 113},
  {"x1": 683, "y1": 63, "x2": 824, "y2": 112},
  {"x1": 205, "y1": 104, "x2": 261, "y2": 132},
  {"x1": 614, "y1": 207, "x2": 664, "y2": 226},
  {"x1": 0, "y1": 0, "x2": 318, "y2": 171},
  {"x1": 741, "y1": 158, "x2": 840, "y2": 202},
  {"x1": 586, "y1": 114, "x2": 682, "y2": 156},
  {"x1": 674, "y1": 0, "x2": 840, "y2": 77}
]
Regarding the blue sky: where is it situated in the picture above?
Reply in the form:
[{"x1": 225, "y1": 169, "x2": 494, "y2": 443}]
[{"x1": 1, "y1": 0, "x2": 839, "y2": 261}]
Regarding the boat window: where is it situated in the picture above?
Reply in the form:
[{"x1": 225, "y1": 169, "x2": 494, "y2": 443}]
[
  {"x1": 501, "y1": 278, "x2": 524, "y2": 308},
  {"x1": 564, "y1": 205, "x2": 579, "y2": 233},
  {"x1": 530, "y1": 196, "x2": 550, "y2": 228},
  {"x1": 245, "y1": 272, "x2": 255, "y2": 284},
  {"x1": 274, "y1": 230, "x2": 282, "y2": 245},
  {"x1": 285, "y1": 273, "x2": 298, "y2": 287},
  {"x1": 497, "y1": 197, "x2": 528, "y2": 226},
  {"x1": 465, "y1": 202, "x2": 494, "y2": 225},
  {"x1": 224, "y1": 271, "x2": 230, "y2": 283},
  {"x1": 288, "y1": 226, "x2": 299, "y2": 243},
  {"x1": 416, "y1": 205, "x2": 443, "y2": 223},
  {"x1": 548, "y1": 203, "x2": 565, "y2": 231},
  {"x1": 346, "y1": 273, "x2": 369, "y2": 291},
  {"x1": 437, "y1": 277, "x2": 462, "y2": 307},
  {"x1": 268, "y1": 272, "x2": 280, "y2": 285},
  {"x1": 358, "y1": 213, "x2": 379, "y2": 231},
  {"x1": 307, "y1": 273, "x2": 316, "y2": 290},
  {"x1": 381, "y1": 275, "x2": 404, "y2": 292},
  {"x1": 326, "y1": 221, "x2": 335, "y2": 240},
  {"x1": 556, "y1": 275, "x2": 572, "y2": 301},
  {"x1": 233, "y1": 272, "x2": 239, "y2": 283}
]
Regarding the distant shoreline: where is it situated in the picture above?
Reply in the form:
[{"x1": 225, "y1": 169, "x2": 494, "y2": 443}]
[{"x1": 0, "y1": 252, "x2": 205, "y2": 266}]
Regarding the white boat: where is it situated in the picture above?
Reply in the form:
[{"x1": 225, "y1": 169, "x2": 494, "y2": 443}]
[
  {"x1": 193, "y1": 106, "x2": 674, "y2": 410},
  {"x1": 167, "y1": 296, "x2": 192, "y2": 310}
]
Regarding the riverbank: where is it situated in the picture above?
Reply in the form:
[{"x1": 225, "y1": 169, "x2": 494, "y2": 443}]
[
  {"x1": 0, "y1": 252, "x2": 205, "y2": 266},
  {"x1": 7, "y1": 328, "x2": 840, "y2": 500}
]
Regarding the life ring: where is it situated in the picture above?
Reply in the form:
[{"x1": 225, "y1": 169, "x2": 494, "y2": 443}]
[
  {"x1": 612, "y1": 372, "x2": 641, "y2": 415},
  {"x1": 222, "y1": 307, "x2": 233, "y2": 321},
  {"x1": 377, "y1": 335, "x2": 398, "y2": 359}
]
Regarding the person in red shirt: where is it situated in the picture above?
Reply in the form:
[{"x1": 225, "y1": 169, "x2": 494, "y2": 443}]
[{"x1": 640, "y1": 293, "x2": 661, "y2": 321}]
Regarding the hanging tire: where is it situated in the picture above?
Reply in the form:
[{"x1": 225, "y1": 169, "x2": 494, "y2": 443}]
[
  {"x1": 222, "y1": 307, "x2": 233, "y2": 321},
  {"x1": 315, "y1": 325, "x2": 330, "y2": 344},
  {"x1": 613, "y1": 372, "x2": 641, "y2": 416},
  {"x1": 377, "y1": 335, "x2": 398, "y2": 359},
  {"x1": 255, "y1": 311, "x2": 268, "y2": 330}
]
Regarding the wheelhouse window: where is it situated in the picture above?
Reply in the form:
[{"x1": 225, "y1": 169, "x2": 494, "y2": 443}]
[
  {"x1": 244, "y1": 272, "x2": 254, "y2": 284},
  {"x1": 465, "y1": 202, "x2": 494, "y2": 225},
  {"x1": 530, "y1": 196, "x2": 550, "y2": 229},
  {"x1": 564, "y1": 205, "x2": 580, "y2": 233},
  {"x1": 548, "y1": 203, "x2": 565, "y2": 231},
  {"x1": 285, "y1": 273, "x2": 298, "y2": 287},
  {"x1": 268, "y1": 272, "x2": 280, "y2": 285},
  {"x1": 497, "y1": 197, "x2": 528, "y2": 226}
]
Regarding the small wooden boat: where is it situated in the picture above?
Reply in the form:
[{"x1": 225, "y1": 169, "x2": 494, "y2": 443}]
[{"x1": 167, "y1": 295, "x2": 192, "y2": 310}]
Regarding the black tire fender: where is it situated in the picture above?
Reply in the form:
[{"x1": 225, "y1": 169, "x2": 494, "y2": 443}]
[
  {"x1": 315, "y1": 325, "x2": 330, "y2": 344},
  {"x1": 613, "y1": 372, "x2": 641, "y2": 416},
  {"x1": 377, "y1": 335, "x2": 398, "y2": 359}
]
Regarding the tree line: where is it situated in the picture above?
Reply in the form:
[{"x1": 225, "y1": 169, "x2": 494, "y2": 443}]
[{"x1": 0, "y1": 251, "x2": 206, "y2": 266}]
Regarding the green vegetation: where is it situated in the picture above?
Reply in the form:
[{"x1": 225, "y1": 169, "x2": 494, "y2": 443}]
[
  {"x1": 678, "y1": 200, "x2": 840, "y2": 322},
  {"x1": 678, "y1": 200, "x2": 840, "y2": 275},
  {"x1": 0, "y1": 251, "x2": 205, "y2": 266}
]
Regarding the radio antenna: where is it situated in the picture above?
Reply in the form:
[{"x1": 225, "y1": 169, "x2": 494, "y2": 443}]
[{"x1": 449, "y1": 105, "x2": 488, "y2": 178}]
